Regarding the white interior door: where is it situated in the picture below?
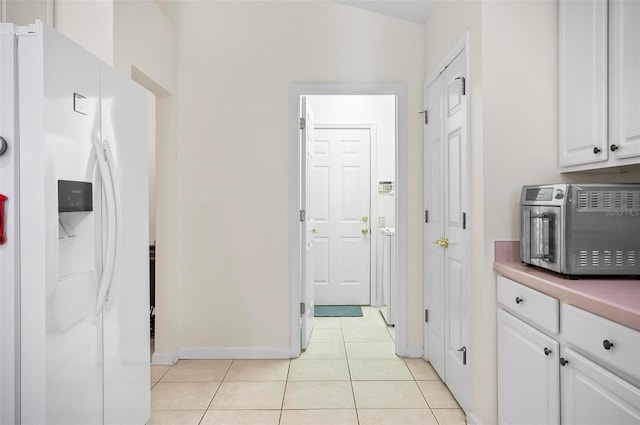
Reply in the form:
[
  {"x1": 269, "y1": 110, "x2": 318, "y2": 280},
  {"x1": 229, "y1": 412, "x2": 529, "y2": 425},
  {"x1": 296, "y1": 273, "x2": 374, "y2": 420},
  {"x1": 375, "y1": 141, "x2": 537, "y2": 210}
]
[
  {"x1": 312, "y1": 127, "x2": 371, "y2": 306},
  {"x1": 424, "y1": 75, "x2": 445, "y2": 378},
  {"x1": 424, "y1": 49, "x2": 470, "y2": 411},
  {"x1": 300, "y1": 97, "x2": 315, "y2": 349}
]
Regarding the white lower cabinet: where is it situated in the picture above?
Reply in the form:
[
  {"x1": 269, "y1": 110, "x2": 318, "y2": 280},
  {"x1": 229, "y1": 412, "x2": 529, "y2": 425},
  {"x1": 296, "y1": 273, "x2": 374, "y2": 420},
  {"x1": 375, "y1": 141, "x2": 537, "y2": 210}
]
[
  {"x1": 498, "y1": 309, "x2": 560, "y2": 425},
  {"x1": 561, "y1": 348, "x2": 640, "y2": 425},
  {"x1": 497, "y1": 276, "x2": 640, "y2": 425}
]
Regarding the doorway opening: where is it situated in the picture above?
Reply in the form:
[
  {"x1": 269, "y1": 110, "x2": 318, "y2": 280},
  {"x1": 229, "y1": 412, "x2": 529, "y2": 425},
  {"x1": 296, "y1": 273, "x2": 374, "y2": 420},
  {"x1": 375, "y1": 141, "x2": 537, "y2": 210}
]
[
  {"x1": 305, "y1": 95, "x2": 395, "y2": 312},
  {"x1": 290, "y1": 83, "x2": 409, "y2": 358},
  {"x1": 130, "y1": 67, "x2": 170, "y2": 362}
]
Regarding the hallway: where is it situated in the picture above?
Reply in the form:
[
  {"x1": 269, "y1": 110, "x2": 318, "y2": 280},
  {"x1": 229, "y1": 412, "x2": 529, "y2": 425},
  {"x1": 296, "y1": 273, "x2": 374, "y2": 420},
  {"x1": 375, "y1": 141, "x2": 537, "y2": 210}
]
[{"x1": 149, "y1": 307, "x2": 465, "y2": 424}]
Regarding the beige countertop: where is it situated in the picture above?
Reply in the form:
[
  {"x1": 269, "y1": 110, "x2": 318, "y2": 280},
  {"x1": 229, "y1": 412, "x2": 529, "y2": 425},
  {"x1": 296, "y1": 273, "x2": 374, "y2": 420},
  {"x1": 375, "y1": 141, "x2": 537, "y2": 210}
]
[{"x1": 494, "y1": 241, "x2": 640, "y2": 332}]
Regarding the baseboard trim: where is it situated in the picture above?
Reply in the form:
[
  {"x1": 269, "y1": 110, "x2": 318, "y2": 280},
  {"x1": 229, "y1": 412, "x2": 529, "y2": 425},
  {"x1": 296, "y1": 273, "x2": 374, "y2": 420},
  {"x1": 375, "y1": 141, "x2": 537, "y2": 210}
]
[
  {"x1": 403, "y1": 345, "x2": 424, "y2": 358},
  {"x1": 178, "y1": 346, "x2": 292, "y2": 359},
  {"x1": 466, "y1": 411, "x2": 482, "y2": 425},
  {"x1": 151, "y1": 350, "x2": 178, "y2": 365}
]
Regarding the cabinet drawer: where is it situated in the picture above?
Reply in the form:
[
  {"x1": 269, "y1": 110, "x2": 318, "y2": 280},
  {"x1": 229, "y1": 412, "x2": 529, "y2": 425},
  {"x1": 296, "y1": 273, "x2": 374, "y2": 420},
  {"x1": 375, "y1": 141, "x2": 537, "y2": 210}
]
[
  {"x1": 497, "y1": 276, "x2": 559, "y2": 334},
  {"x1": 563, "y1": 304, "x2": 640, "y2": 382}
]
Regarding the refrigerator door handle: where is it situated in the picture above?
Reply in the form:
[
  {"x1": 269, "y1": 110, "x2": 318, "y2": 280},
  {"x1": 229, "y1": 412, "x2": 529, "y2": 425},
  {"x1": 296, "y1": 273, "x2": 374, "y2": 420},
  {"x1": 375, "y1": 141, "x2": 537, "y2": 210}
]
[
  {"x1": 94, "y1": 139, "x2": 116, "y2": 315},
  {"x1": 103, "y1": 139, "x2": 122, "y2": 310}
]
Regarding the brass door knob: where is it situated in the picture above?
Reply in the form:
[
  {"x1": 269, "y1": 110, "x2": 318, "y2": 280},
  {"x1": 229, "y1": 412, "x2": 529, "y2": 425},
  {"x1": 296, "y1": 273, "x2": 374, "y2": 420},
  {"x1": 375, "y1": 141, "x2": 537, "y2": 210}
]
[
  {"x1": 362, "y1": 216, "x2": 368, "y2": 223},
  {"x1": 362, "y1": 228, "x2": 369, "y2": 235},
  {"x1": 432, "y1": 237, "x2": 449, "y2": 248},
  {"x1": 312, "y1": 227, "x2": 319, "y2": 235}
]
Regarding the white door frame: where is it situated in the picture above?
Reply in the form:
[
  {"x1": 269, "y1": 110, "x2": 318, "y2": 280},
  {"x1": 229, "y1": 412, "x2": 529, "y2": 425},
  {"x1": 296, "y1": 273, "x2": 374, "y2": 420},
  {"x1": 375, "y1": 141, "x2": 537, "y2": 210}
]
[
  {"x1": 313, "y1": 123, "x2": 378, "y2": 307},
  {"x1": 289, "y1": 83, "x2": 408, "y2": 357}
]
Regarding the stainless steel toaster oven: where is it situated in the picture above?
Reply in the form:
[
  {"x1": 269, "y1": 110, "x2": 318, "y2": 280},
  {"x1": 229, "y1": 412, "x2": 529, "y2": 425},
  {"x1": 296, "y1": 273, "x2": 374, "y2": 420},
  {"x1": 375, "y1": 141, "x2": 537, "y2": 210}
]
[{"x1": 520, "y1": 184, "x2": 640, "y2": 276}]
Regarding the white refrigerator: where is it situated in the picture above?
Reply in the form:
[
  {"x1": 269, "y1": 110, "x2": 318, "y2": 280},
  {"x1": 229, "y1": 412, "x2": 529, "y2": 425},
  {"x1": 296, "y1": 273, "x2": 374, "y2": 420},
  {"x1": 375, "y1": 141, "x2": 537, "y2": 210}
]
[{"x1": 0, "y1": 21, "x2": 150, "y2": 425}]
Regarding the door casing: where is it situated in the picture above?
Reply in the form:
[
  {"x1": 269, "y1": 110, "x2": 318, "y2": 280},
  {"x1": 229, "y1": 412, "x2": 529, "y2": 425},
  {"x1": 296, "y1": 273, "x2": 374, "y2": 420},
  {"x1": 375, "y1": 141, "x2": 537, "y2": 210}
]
[{"x1": 289, "y1": 83, "x2": 408, "y2": 357}]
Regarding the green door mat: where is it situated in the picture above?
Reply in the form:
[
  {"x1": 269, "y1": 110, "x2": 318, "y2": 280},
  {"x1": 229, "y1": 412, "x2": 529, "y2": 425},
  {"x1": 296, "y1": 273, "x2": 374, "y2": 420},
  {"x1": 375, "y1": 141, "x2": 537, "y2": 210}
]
[{"x1": 314, "y1": 305, "x2": 363, "y2": 317}]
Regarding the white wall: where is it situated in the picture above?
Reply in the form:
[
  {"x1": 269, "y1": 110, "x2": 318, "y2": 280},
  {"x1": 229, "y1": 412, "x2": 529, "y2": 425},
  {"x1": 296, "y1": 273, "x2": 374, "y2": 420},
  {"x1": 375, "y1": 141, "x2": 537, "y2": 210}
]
[
  {"x1": 307, "y1": 95, "x2": 396, "y2": 228},
  {"x1": 2, "y1": 0, "x2": 52, "y2": 26},
  {"x1": 172, "y1": 1, "x2": 424, "y2": 354},
  {"x1": 55, "y1": 0, "x2": 113, "y2": 65},
  {"x1": 112, "y1": 0, "x2": 179, "y2": 363}
]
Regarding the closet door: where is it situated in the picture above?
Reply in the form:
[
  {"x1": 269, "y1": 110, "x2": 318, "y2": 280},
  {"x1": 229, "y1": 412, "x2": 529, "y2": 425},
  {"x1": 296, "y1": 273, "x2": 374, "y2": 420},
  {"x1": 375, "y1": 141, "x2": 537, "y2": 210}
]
[{"x1": 423, "y1": 49, "x2": 470, "y2": 411}]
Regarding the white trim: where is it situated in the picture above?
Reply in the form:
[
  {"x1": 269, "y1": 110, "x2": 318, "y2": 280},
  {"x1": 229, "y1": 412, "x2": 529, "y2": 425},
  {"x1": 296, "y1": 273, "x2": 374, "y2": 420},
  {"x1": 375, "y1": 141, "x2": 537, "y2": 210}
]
[
  {"x1": 405, "y1": 345, "x2": 425, "y2": 358},
  {"x1": 290, "y1": 82, "x2": 408, "y2": 358},
  {"x1": 313, "y1": 123, "x2": 379, "y2": 307},
  {"x1": 426, "y1": 36, "x2": 468, "y2": 88},
  {"x1": 151, "y1": 350, "x2": 178, "y2": 366},
  {"x1": 178, "y1": 347, "x2": 292, "y2": 360},
  {"x1": 466, "y1": 412, "x2": 483, "y2": 425}
]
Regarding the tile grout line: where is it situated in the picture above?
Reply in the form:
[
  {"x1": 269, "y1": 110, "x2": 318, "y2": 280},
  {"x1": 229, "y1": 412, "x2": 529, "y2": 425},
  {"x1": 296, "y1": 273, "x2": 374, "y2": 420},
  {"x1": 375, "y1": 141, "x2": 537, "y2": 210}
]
[
  {"x1": 278, "y1": 357, "x2": 293, "y2": 425},
  {"x1": 341, "y1": 315, "x2": 361, "y2": 425}
]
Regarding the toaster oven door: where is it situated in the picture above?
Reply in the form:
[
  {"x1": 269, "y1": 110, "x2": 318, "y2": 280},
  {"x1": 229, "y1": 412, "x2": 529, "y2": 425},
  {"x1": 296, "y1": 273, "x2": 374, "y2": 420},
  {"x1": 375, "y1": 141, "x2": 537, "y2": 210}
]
[{"x1": 521, "y1": 206, "x2": 562, "y2": 273}]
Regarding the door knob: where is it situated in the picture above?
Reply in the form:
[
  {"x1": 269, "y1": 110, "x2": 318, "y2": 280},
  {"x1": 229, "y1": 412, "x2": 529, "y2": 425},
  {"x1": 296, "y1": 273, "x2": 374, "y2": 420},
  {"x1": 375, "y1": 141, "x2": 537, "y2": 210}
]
[
  {"x1": 362, "y1": 228, "x2": 369, "y2": 235},
  {"x1": 432, "y1": 238, "x2": 449, "y2": 248},
  {"x1": 312, "y1": 227, "x2": 319, "y2": 235},
  {"x1": 362, "y1": 216, "x2": 368, "y2": 223}
]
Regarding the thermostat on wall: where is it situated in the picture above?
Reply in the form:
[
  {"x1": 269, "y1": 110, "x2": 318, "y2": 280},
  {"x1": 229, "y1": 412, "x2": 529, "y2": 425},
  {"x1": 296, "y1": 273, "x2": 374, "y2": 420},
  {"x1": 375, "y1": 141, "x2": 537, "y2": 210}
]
[{"x1": 378, "y1": 181, "x2": 394, "y2": 192}]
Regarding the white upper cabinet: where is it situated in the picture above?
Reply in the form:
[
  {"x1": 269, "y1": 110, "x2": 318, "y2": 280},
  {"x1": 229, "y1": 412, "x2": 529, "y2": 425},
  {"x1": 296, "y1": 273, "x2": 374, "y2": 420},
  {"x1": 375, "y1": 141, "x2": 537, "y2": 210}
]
[
  {"x1": 609, "y1": 0, "x2": 640, "y2": 160},
  {"x1": 560, "y1": 0, "x2": 640, "y2": 170},
  {"x1": 559, "y1": 0, "x2": 608, "y2": 167}
]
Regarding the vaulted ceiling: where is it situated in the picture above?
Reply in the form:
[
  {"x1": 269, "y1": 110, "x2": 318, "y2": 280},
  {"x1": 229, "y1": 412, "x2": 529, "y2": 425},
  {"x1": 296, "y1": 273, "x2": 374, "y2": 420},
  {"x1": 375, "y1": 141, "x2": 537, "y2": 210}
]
[{"x1": 336, "y1": 1, "x2": 435, "y2": 24}]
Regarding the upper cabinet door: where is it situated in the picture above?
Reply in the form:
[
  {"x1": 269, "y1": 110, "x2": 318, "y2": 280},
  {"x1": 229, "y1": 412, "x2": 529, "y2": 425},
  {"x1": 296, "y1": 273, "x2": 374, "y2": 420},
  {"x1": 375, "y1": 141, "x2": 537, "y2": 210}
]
[
  {"x1": 609, "y1": 0, "x2": 640, "y2": 160},
  {"x1": 559, "y1": 0, "x2": 608, "y2": 167}
]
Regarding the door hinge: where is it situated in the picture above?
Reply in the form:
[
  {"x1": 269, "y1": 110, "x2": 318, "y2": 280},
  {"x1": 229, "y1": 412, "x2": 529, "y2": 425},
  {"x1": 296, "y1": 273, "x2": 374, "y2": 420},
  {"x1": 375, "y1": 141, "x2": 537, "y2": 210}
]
[
  {"x1": 462, "y1": 212, "x2": 466, "y2": 229},
  {"x1": 299, "y1": 210, "x2": 306, "y2": 222},
  {"x1": 458, "y1": 346, "x2": 467, "y2": 365},
  {"x1": 300, "y1": 302, "x2": 306, "y2": 315},
  {"x1": 419, "y1": 110, "x2": 428, "y2": 125},
  {"x1": 299, "y1": 117, "x2": 306, "y2": 130},
  {"x1": 425, "y1": 309, "x2": 429, "y2": 323},
  {"x1": 455, "y1": 76, "x2": 466, "y2": 95},
  {"x1": 425, "y1": 210, "x2": 429, "y2": 223}
]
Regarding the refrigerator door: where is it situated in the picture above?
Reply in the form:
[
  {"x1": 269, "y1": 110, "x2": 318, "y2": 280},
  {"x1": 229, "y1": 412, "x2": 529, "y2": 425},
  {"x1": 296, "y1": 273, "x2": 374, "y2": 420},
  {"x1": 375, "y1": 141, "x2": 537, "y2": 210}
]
[
  {"x1": 0, "y1": 25, "x2": 19, "y2": 425},
  {"x1": 19, "y1": 22, "x2": 104, "y2": 425},
  {"x1": 99, "y1": 62, "x2": 150, "y2": 425}
]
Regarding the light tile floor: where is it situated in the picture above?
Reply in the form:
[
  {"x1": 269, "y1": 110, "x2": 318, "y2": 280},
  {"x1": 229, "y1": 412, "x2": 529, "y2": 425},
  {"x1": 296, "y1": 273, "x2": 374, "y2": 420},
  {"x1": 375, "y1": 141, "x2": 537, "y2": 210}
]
[{"x1": 150, "y1": 307, "x2": 466, "y2": 425}]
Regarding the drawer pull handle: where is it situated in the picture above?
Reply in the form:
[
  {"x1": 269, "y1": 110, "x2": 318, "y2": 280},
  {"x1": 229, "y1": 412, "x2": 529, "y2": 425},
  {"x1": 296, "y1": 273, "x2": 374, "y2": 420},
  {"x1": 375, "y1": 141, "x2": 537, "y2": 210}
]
[
  {"x1": 560, "y1": 357, "x2": 569, "y2": 367},
  {"x1": 603, "y1": 340, "x2": 614, "y2": 350},
  {"x1": 544, "y1": 347, "x2": 552, "y2": 356},
  {"x1": 515, "y1": 297, "x2": 524, "y2": 304}
]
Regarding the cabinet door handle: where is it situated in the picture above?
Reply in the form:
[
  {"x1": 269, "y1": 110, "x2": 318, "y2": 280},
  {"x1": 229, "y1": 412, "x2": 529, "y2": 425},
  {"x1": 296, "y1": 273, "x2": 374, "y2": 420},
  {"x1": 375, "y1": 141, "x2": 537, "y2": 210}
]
[
  {"x1": 593, "y1": 146, "x2": 601, "y2": 154},
  {"x1": 0, "y1": 137, "x2": 7, "y2": 156},
  {"x1": 603, "y1": 339, "x2": 614, "y2": 350},
  {"x1": 515, "y1": 297, "x2": 524, "y2": 304},
  {"x1": 544, "y1": 347, "x2": 552, "y2": 356},
  {"x1": 610, "y1": 144, "x2": 619, "y2": 152},
  {"x1": 560, "y1": 357, "x2": 569, "y2": 367}
]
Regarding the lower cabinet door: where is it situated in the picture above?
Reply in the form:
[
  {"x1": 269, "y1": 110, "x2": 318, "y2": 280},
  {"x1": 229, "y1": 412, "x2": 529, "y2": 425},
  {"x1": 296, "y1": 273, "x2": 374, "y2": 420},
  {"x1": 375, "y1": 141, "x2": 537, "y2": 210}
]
[
  {"x1": 498, "y1": 309, "x2": 560, "y2": 425},
  {"x1": 561, "y1": 348, "x2": 640, "y2": 425}
]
